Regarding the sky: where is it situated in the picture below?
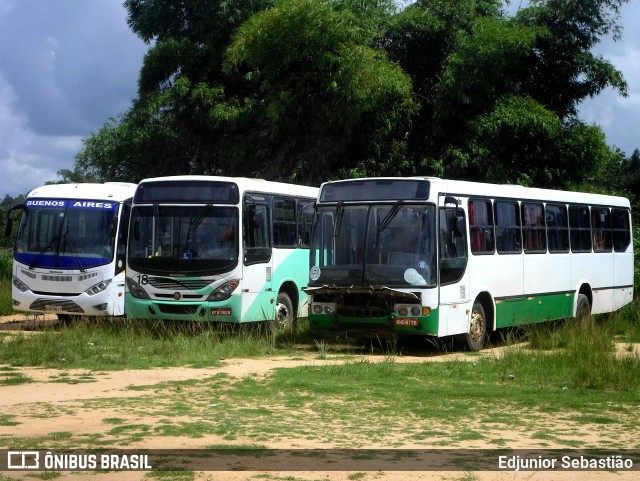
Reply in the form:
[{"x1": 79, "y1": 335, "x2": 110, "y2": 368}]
[{"x1": 0, "y1": 1, "x2": 638, "y2": 198}]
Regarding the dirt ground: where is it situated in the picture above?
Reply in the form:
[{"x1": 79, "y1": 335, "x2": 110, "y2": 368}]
[{"x1": 0, "y1": 313, "x2": 637, "y2": 481}]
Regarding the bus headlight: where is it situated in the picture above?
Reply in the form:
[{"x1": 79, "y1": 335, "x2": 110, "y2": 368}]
[
  {"x1": 395, "y1": 303, "x2": 422, "y2": 316},
  {"x1": 207, "y1": 280, "x2": 239, "y2": 302},
  {"x1": 312, "y1": 303, "x2": 335, "y2": 314},
  {"x1": 13, "y1": 276, "x2": 30, "y2": 293},
  {"x1": 85, "y1": 279, "x2": 112, "y2": 296},
  {"x1": 126, "y1": 278, "x2": 150, "y2": 299}
]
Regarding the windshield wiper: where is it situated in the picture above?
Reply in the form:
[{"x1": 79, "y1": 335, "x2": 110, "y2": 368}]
[
  {"x1": 190, "y1": 204, "x2": 212, "y2": 233},
  {"x1": 61, "y1": 233, "x2": 86, "y2": 272},
  {"x1": 332, "y1": 202, "x2": 344, "y2": 237},
  {"x1": 375, "y1": 200, "x2": 403, "y2": 247},
  {"x1": 183, "y1": 204, "x2": 213, "y2": 255},
  {"x1": 29, "y1": 238, "x2": 58, "y2": 269},
  {"x1": 153, "y1": 203, "x2": 165, "y2": 233}
]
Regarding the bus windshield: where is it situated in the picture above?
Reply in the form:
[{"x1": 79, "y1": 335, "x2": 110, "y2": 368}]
[
  {"x1": 15, "y1": 199, "x2": 118, "y2": 270},
  {"x1": 309, "y1": 203, "x2": 436, "y2": 288},
  {"x1": 128, "y1": 205, "x2": 239, "y2": 276}
]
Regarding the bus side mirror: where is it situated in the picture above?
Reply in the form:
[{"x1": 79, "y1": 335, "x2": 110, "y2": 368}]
[
  {"x1": 5, "y1": 204, "x2": 24, "y2": 239},
  {"x1": 298, "y1": 201, "x2": 316, "y2": 247},
  {"x1": 4, "y1": 218, "x2": 12, "y2": 239},
  {"x1": 301, "y1": 201, "x2": 316, "y2": 216}
]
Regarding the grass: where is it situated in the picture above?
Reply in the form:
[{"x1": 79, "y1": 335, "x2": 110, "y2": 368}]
[
  {"x1": 0, "y1": 248, "x2": 15, "y2": 315},
  {"x1": 0, "y1": 316, "x2": 317, "y2": 369},
  {"x1": 0, "y1": 277, "x2": 12, "y2": 316},
  {"x1": 2, "y1": 307, "x2": 639, "y2": 452},
  {"x1": 35, "y1": 349, "x2": 635, "y2": 450},
  {"x1": 506, "y1": 302, "x2": 640, "y2": 391}
]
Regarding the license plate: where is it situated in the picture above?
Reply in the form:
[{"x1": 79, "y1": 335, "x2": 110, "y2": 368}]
[
  {"x1": 395, "y1": 317, "x2": 419, "y2": 327},
  {"x1": 211, "y1": 308, "x2": 232, "y2": 316},
  {"x1": 45, "y1": 305, "x2": 63, "y2": 312}
]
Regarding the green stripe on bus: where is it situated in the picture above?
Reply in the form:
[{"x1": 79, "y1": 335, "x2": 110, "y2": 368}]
[
  {"x1": 495, "y1": 292, "x2": 574, "y2": 328},
  {"x1": 242, "y1": 249, "x2": 311, "y2": 322}
]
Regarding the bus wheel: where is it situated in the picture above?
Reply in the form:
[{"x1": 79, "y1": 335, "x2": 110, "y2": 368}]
[
  {"x1": 463, "y1": 302, "x2": 487, "y2": 351},
  {"x1": 576, "y1": 294, "x2": 591, "y2": 322},
  {"x1": 271, "y1": 292, "x2": 294, "y2": 332}
]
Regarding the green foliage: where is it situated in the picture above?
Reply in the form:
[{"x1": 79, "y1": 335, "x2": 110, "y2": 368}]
[
  {"x1": 224, "y1": 0, "x2": 417, "y2": 181},
  {"x1": 73, "y1": 0, "x2": 630, "y2": 189},
  {"x1": 0, "y1": 250, "x2": 11, "y2": 279}
]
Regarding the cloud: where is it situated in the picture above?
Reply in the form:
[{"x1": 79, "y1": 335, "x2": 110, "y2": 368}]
[
  {"x1": 0, "y1": 0, "x2": 146, "y2": 197},
  {"x1": 0, "y1": 73, "x2": 82, "y2": 196},
  {"x1": 577, "y1": 2, "x2": 640, "y2": 157}
]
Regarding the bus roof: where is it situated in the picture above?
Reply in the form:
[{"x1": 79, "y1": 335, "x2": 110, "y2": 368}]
[
  {"x1": 137, "y1": 175, "x2": 318, "y2": 199},
  {"x1": 318, "y1": 177, "x2": 630, "y2": 208},
  {"x1": 27, "y1": 182, "x2": 137, "y2": 203}
]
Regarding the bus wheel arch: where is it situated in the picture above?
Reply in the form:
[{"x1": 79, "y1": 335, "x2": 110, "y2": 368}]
[
  {"x1": 459, "y1": 292, "x2": 493, "y2": 351},
  {"x1": 576, "y1": 284, "x2": 592, "y2": 317},
  {"x1": 575, "y1": 288, "x2": 592, "y2": 322}
]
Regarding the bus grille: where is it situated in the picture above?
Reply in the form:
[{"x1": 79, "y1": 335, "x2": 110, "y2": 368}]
[
  {"x1": 29, "y1": 299, "x2": 84, "y2": 313},
  {"x1": 147, "y1": 277, "x2": 210, "y2": 291},
  {"x1": 337, "y1": 307, "x2": 389, "y2": 318},
  {"x1": 157, "y1": 304, "x2": 200, "y2": 315},
  {"x1": 336, "y1": 292, "x2": 394, "y2": 318},
  {"x1": 41, "y1": 275, "x2": 73, "y2": 282}
]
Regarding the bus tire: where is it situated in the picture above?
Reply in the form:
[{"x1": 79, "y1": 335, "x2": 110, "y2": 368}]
[
  {"x1": 461, "y1": 302, "x2": 487, "y2": 351},
  {"x1": 270, "y1": 292, "x2": 295, "y2": 332},
  {"x1": 576, "y1": 294, "x2": 591, "y2": 322}
]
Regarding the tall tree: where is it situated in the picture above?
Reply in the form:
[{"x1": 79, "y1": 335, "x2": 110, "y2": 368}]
[
  {"x1": 75, "y1": 0, "x2": 629, "y2": 190},
  {"x1": 224, "y1": 0, "x2": 417, "y2": 182}
]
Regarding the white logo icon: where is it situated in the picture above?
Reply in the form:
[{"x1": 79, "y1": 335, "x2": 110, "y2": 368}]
[{"x1": 7, "y1": 451, "x2": 40, "y2": 469}]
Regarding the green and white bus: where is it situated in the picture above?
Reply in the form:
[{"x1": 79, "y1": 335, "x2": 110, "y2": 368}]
[
  {"x1": 125, "y1": 175, "x2": 318, "y2": 328},
  {"x1": 305, "y1": 177, "x2": 634, "y2": 350}
]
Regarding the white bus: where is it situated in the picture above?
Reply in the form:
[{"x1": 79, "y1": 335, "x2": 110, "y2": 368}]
[
  {"x1": 305, "y1": 177, "x2": 634, "y2": 350},
  {"x1": 125, "y1": 175, "x2": 318, "y2": 328},
  {"x1": 5, "y1": 182, "x2": 137, "y2": 321}
]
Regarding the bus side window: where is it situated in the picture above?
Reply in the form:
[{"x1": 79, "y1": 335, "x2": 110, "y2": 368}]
[
  {"x1": 469, "y1": 199, "x2": 494, "y2": 254},
  {"x1": 569, "y1": 205, "x2": 591, "y2": 252},
  {"x1": 522, "y1": 203, "x2": 546, "y2": 253},
  {"x1": 591, "y1": 207, "x2": 612, "y2": 252},
  {"x1": 495, "y1": 201, "x2": 521, "y2": 254},
  {"x1": 546, "y1": 204, "x2": 569, "y2": 253},
  {"x1": 439, "y1": 207, "x2": 468, "y2": 285},
  {"x1": 273, "y1": 197, "x2": 296, "y2": 248},
  {"x1": 243, "y1": 202, "x2": 271, "y2": 265},
  {"x1": 612, "y1": 208, "x2": 631, "y2": 252},
  {"x1": 297, "y1": 200, "x2": 315, "y2": 248}
]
